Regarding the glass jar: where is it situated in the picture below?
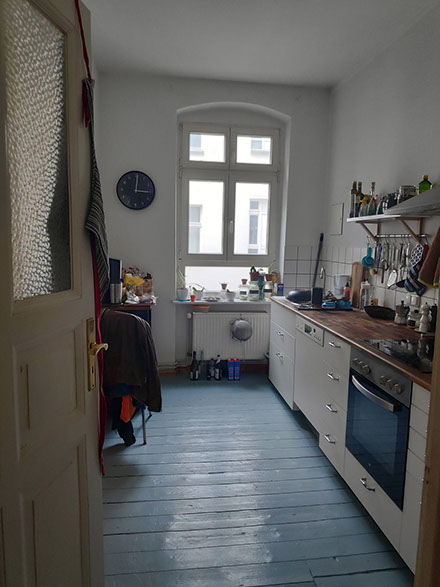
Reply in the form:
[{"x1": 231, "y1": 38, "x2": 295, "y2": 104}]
[
  {"x1": 239, "y1": 283, "x2": 248, "y2": 300},
  {"x1": 397, "y1": 185, "x2": 418, "y2": 205},
  {"x1": 247, "y1": 281, "x2": 260, "y2": 301},
  {"x1": 263, "y1": 280, "x2": 273, "y2": 299}
]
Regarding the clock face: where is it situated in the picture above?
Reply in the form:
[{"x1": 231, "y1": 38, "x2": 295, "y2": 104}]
[{"x1": 116, "y1": 171, "x2": 155, "y2": 210}]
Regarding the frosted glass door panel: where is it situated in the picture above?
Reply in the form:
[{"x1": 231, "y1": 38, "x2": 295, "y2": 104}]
[
  {"x1": 234, "y1": 183, "x2": 269, "y2": 255},
  {"x1": 188, "y1": 181, "x2": 224, "y2": 254},
  {"x1": 4, "y1": 0, "x2": 71, "y2": 301}
]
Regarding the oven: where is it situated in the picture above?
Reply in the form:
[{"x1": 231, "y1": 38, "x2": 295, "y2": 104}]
[{"x1": 346, "y1": 349, "x2": 412, "y2": 509}]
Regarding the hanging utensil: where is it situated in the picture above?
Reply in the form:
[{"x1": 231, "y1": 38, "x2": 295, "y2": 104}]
[{"x1": 362, "y1": 242, "x2": 375, "y2": 268}]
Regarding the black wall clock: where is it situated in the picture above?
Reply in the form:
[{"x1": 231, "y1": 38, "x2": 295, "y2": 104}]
[{"x1": 116, "y1": 171, "x2": 155, "y2": 210}]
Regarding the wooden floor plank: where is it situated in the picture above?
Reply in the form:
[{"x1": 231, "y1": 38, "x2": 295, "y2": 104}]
[
  {"x1": 104, "y1": 446, "x2": 324, "y2": 465},
  {"x1": 104, "y1": 532, "x2": 392, "y2": 575},
  {"x1": 103, "y1": 465, "x2": 335, "y2": 488},
  {"x1": 103, "y1": 374, "x2": 411, "y2": 584},
  {"x1": 103, "y1": 501, "x2": 367, "y2": 535},
  {"x1": 104, "y1": 516, "x2": 379, "y2": 554},
  {"x1": 314, "y1": 568, "x2": 413, "y2": 586},
  {"x1": 104, "y1": 561, "x2": 314, "y2": 587},
  {"x1": 307, "y1": 551, "x2": 407, "y2": 577},
  {"x1": 103, "y1": 488, "x2": 353, "y2": 519},
  {"x1": 104, "y1": 456, "x2": 330, "y2": 477},
  {"x1": 103, "y1": 476, "x2": 344, "y2": 504}
]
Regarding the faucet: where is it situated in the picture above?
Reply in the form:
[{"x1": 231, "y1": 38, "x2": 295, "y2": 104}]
[{"x1": 319, "y1": 267, "x2": 326, "y2": 293}]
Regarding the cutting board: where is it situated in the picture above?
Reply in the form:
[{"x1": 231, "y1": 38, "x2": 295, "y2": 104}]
[{"x1": 350, "y1": 262, "x2": 364, "y2": 308}]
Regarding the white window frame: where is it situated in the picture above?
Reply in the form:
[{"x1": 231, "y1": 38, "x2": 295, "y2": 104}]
[
  {"x1": 181, "y1": 123, "x2": 230, "y2": 170},
  {"x1": 178, "y1": 123, "x2": 280, "y2": 269},
  {"x1": 231, "y1": 126, "x2": 279, "y2": 172}
]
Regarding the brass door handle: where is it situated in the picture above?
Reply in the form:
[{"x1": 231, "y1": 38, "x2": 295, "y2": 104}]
[{"x1": 89, "y1": 342, "x2": 108, "y2": 356}]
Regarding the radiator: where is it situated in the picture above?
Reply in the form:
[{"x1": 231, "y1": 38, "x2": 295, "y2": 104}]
[{"x1": 192, "y1": 312, "x2": 269, "y2": 360}]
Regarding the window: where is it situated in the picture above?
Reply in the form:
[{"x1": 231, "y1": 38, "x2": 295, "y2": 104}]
[
  {"x1": 179, "y1": 123, "x2": 280, "y2": 271},
  {"x1": 189, "y1": 204, "x2": 202, "y2": 253}
]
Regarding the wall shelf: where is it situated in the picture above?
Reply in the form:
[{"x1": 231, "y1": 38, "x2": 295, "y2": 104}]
[{"x1": 346, "y1": 214, "x2": 426, "y2": 244}]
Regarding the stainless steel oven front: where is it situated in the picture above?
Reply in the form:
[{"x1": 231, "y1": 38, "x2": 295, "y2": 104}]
[{"x1": 346, "y1": 348, "x2": 412, "y2": 509}]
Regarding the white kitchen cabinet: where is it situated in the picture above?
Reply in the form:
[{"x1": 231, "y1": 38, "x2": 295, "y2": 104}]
[
  {"x1": 400, "y1": 472, "x2": 423, "y2": 572},
  {"x1": 269, "y1": 303, "x2": 296, "y2": 409},
  {"x1": 269, "y1": 339, "x2": 295, "y2": 408},
  {"x1": 344, "y1": 449, "x2": 402, "y2": 550},
  {"x1": 322, "y1": 332, "x2": 351, "y2": 378}
]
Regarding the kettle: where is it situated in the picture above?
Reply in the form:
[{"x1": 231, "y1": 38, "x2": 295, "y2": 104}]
[{"x1": 394, "y1": 301, "x2": 409, "y2": 324}]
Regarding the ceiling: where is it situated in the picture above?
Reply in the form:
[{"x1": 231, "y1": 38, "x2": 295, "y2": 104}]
[{"x1": 85, "y1": 0, "x2": 440, "y2": 86}]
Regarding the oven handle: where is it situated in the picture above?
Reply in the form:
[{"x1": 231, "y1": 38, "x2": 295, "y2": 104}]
[{"x1": 351, "y1": 375, "x2": 399, "y2": 412}]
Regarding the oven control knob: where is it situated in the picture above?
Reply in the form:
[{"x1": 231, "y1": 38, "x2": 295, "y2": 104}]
[
  {"x1": 361, "y1": 364, "x2": 371, "y2": 375},
  {"x1": 392, "y1": 383, "x2": 403, "y2": 395},
  {"x1": 379, "y1": 375, "x2": 387, "y2": 385},
  {"x1": 352, "y1": 358, "x2": 360, "y2": 366},
  {"x1": 386, "y1": 379, "x2": 394, "y2": 390}
]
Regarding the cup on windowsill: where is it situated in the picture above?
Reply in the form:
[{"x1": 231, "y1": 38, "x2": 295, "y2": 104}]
[{"x1": 190, "y1": 294, "x2": 196, "y2": 302}]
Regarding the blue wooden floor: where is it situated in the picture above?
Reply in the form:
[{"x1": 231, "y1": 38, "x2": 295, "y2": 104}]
[{"x1": 103, "y1": 375, "x2": 413, "y2": 586}]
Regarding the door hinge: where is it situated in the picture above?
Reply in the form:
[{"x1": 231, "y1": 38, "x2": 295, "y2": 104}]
[
  {"x1": 276, "y1": 169, "x2": 280, "y2": 183},
  {"x1": 178, "y1": 157, "x2": 183, "y2": 179}
]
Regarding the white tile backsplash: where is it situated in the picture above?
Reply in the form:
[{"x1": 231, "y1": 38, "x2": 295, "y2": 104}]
[
  {"x1": 283, "y1": 242, "x2": 439, "y2": 317},
  {"x1": 298, "y1": 245, "x2": 312, "y2": 260},
  {"x1": 297, "y1": 259, "x2": 311, "y2": 274}
]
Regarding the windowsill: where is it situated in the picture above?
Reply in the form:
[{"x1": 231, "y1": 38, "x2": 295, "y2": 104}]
[{"x1": 172, "y1": 299, "x2": 271, "y2": 305}]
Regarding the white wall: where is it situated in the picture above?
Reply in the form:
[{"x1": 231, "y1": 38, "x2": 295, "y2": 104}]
[
  {"x1": 320, "y1": 3, "x2": 440, "y2": 309},
  {"x1": 96, "y1": 74, "x2": 330, "y2": 366}
]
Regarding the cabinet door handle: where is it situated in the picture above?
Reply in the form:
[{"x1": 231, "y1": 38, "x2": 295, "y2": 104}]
[
  {"x1": 277, "y1": 331, "x2": 284, "y2": 337},
  {"x1": 327, "y1": 372, "x2": 339, "y2": 381},
  {"x1": 360, "y1": 477, "x2": 375, "y2": 491},
  {"x1": 324, "y1": 434, "x2": 336, "y2": 444},
  {"x1": 275, "y1": 352, "x2": 284, "y2": 360},
  {"x1": 325, "y1": 403, "x2": 338, "y2": 413},
  {"x1": 328, "y1": 341, "x2": 341, "y2": 348}
]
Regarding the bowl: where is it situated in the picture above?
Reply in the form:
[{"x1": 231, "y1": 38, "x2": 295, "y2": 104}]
[{"x1": 364, "y1": 305, "x2": 396, "y2": 320}]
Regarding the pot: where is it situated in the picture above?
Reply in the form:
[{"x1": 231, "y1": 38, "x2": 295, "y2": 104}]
[{"x1": 177, "y1": 287, "x2": 189, "y2": 301}]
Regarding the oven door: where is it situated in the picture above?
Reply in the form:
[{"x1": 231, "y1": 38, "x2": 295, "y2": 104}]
[{"x1": 346, "y1": 369, "x2": 410, "y2": 509}]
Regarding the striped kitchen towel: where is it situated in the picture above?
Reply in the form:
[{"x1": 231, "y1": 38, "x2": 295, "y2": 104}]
[{"x1": 83, "y1": 78, "x2": 110, "y2": 300}]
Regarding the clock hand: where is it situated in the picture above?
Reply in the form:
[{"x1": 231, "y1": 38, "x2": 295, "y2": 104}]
[
  {"x1": 135, "y1": 174, "x2": 139, "y2": 193},
  {"x1": 136, "y1": 189, "x2": 152, "y2": 193}
]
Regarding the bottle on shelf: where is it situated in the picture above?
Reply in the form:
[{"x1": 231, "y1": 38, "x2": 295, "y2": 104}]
[
  {"x1": 355, "y1": 181, "x2": 364, "y2": 216},
  {"x1": 190, "y1": 351, "x2": 199, "y2": 381},
  {"x1": 207, "y1": 357, "x2": 215, "y2": 380},
  {"x1": 343, "y1": 282, "x2": 350, "y2": 298},
  {"x1": 358, "y1": 181, "x2": 370, "y2": 217},
  {"x1": 359, "y1": 281, "x2": 371, "y2": 310},
  {"x1": 367, "y1": 182, "x2": 377, "y2": 216},
  {"x1": 419, "y1": 175, "x2": 432, "y2": 194},
  {"x1": 214, "y1": 355, "x2": 222, "y2": 380},
  {"x1": 349, "y1": 180, "x2": 357, "y2": 218}
]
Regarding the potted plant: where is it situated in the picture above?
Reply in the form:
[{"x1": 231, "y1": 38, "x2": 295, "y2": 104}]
[
  {"x1": 191, "y1": 285, "x2": 205, "y2": 300},
  {"x1": 176, "y1": 267, "x2": 188, "y2": 300},
  {"x1": 249, "y1": 265, "x2": 259, "y2": 282}
]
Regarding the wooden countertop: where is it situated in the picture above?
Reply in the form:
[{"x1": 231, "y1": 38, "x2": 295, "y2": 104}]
[{"x1": 272, "y1": 297, "x2": 432, "y2": 391}]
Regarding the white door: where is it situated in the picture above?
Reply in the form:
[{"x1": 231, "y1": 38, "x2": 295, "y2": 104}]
[{"x1": 0, "y1": 1, "x2": 104, "y2": 585}]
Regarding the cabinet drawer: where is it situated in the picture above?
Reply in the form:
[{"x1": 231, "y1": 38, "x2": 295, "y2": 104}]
[
  {"x1": 318, "y1": 397, "x2": 346, "y2": 475},
  {"x1": 412, "y1": 383, "x2": 430, "y2": 414},
  {"x1": 410, "y1": 405, "x2": 428, "y2": 439},
  {"x1": 322, "y1": 360, "x2": 349, "y2": 411},
  {"x1": 270, "y1": 321, "x2": 295, "y2": 361},
  {"x1": 322, "y1": 332, "x2": 350, "y2": 376},
  {"x1": 400, "y1": 472, "x2": 423, "y2": 572},
  {"x1": 344, "y1": 449, "x2": 402, "y2": 549},
  {"x1": 271, "y1": 302, "x2": 296, "y2": 335},
  {"x1": 269, "y1": 340, "x2": 294, "y2": 409}
]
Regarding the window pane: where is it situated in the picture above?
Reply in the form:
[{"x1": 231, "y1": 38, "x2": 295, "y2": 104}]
[
  {"x1": 189, "y1": 133, "x2": 225, "y2": 162},
  {"x1": 234, "y1": 183, "x2": 269, "y2": 255},
  {"x1": 236, "y1": 135, "x2": 272, "y2": 165},
  {"x1": 5, "y1": 0, "x2": 70, "y2": 301},
  {"x1": 188, "y1": 181, "x2": 224, "y2": 254}
]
